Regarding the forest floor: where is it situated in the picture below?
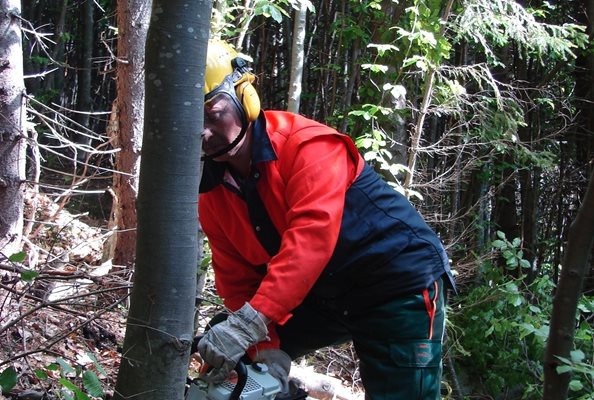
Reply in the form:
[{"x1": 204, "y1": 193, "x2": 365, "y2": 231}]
[{"x1": 0, "y1": 190, "x2": 363, "y2": 400}]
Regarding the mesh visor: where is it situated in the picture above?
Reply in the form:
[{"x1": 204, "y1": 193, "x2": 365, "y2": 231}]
[
  {"x1": 205, "y1": 70, "x2": 243, "y2": 103},
  {"x1": 203, "y1": 71, "x2": 248, "y2": 134}
]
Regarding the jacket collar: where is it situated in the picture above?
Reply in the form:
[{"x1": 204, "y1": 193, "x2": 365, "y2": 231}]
[{"x1": 199, "y1": 112, "x2": 276, "y2": 193}]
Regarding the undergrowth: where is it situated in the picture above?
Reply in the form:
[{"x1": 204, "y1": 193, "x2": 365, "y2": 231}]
[{"x1": 448, "y1": 232, "x2": 594, "y2": 399}]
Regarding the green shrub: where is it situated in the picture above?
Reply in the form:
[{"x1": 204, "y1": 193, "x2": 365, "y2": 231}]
[{"x1": 449, "y1": 232, "x2": 594, "y2": 399}]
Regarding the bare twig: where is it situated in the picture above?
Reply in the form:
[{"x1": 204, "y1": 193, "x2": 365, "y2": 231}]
[
  {"x1": 0, "y1": 283, "x2": 131, "y2": 336},
  {"x1": 0, "y1": 295, "x2": 127, "y2": 367}
]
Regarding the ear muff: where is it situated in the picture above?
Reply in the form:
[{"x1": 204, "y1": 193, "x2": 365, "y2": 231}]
[
  {"x1": 233, "y1": 70, "x2": 260, "y2": 122},
  {"x1": 236, "y1": 80, "x2": 260, "y2": 122}
]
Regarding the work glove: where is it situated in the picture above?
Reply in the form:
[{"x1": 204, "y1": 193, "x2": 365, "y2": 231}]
[
  {"x1": 198, "y1": 303, "x2": 269, "y2": 383},
  {"x1": 253, "y1": 349, "x2": 292, "y2": 395}
]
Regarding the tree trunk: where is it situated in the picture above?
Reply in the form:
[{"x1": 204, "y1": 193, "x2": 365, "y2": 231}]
[
  {"x1": 490, "y1": 41, "x2": 520, "y2": 273},
  {"x1": 575, "y1": 0, "x2": 594, "y2": 294},
  {"x1": 492, "y1": 155, "x2": 521, "y2": 270},
  {"x1": 519, "y1": 164, "x2": 539, "y2": 281},
  {"x1": 107, "y1": 0, "x2": 152, "y2": 268},
  {"x1": 287, "y1": 4, "x2": 307, "y2": 113},
  {"x1": 0, "y1": 0, "x2": 26, "y2": 258},
  {"x1": 113, "y1": 0, "x2": 211, "y2": 398},
  {"x1": 43, "y1": 0, "x2": 68, "y2": 96},
  {"x1": 74, "y1": 0, "x2": 94, "y2": 160},
  {"x1": 543, "y1": 169, "x2": 594, "y2": 400}
]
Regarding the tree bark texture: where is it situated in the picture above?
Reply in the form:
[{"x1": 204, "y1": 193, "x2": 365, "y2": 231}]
[
  {"x1": 0, "y1": 0, "x2": 26, "y2": 258},
  {"x1": 287, "y1": 4, "x2": 306, "y2": 114},
  {"x1": 113, "y1": 1, "x2": 211, "y2": 399},
  {"x1": 109, "y1": 0, "x2": 152, "y2": 268},
  {"x1": 543, "y1": 170, "x2": 594, "y2": 400}
]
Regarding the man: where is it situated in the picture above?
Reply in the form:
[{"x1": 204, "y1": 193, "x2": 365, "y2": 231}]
[{"x1": 197, "y1": 39, "x2": 455, "y2": 400}]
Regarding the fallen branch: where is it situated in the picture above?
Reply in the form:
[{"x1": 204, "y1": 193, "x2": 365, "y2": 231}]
[{"x1": 290, "y1": 365, "x2": 363, "y2": 400}]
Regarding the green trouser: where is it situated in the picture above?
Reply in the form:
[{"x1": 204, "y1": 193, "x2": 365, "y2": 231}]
[{"x1": 277, "y1": 277, "x2": 446, "y2": 400}]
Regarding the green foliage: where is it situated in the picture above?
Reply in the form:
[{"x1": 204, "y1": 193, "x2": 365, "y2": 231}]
[
  {"x1": 350, "y1": 105, "x2": 423, "y2": 198},
  {"x1": 397, "y1": 0, "x2": 452, "y2": 71},
  {"x1": 20, "y1": 269, "x2": 39, "y2": 282},
  {"x1": 360, "y1": 0, "x2": 451, "y2": 80},
  {"x1": 30, "y1": 55, "x2": 51, "y2": 66},
  {"x1": 431, "y1": 64, "x2": 557, "y2": 171},
  {"x1": 491, "y1": 231, "x2": 531, "y2": 270},
  {"x1": 453, "y1": 0, "x2": 588, "y2": 67},
  {"x1": 8, "y1": 251, "x2": 26, "y2": 263},
  {"x1": 0, "y1": 367, "x2": 17, "y2": 394},
  {"x1": 7, "y1": 251, "x2": 40, "y2": 282},
  {"x1": 32, "y1": 355, "x2": 106, "y2": 399},
  {"x1": 200, "y1": 238, "x2": 213, "y2": 274},
  {"x1": 451, "y1": 273, "x2": 548, "y2": 396},
  {"x1": 346, "y1": 0, "x2": 456, "y2": 199},
  {"x1": 556, "y1": 350, "x2": 594, "y2": 395},
  {"x1": 554, "y1": 297, "x2": 594, "y2": 397},
  {"x1": 450, "y1": 234, "x2": 594, "y2": 398},
  {"x1": 211, "y1": 0, "x2": 314, "y2": 38},
  {"x1": 349, "y1": 0, "x2": 587, "y2": 208}
]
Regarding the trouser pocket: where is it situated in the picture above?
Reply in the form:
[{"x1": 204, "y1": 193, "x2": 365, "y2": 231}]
[{"x1": 389, "y1": 339, "x2": 443, "y2": 400}]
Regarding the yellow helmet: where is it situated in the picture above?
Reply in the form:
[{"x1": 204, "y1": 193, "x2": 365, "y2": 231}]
[
  {"x1": 205, "y1": 39, "x2": 237, "y2": 95},
  {"x1": 204, "y1": 40, "x2": 260, "y2": 122}
]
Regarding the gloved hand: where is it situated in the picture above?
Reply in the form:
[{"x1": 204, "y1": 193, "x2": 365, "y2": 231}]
[
  {"x1": 198, "y1": 303, "x2": 269, "y2": 383},
  {"x1": 252, "y1": 349, "x2": 292, "y2": 395}
]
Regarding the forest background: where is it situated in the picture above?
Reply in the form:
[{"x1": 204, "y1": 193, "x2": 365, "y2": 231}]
[{"x1": 0, "y1": 0, "x2": 594, "y2": 399}]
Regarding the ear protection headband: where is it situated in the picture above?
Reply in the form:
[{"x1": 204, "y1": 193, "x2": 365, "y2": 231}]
[{"x1": 231, "y1": 57, "x2": 260, "y2": 122}]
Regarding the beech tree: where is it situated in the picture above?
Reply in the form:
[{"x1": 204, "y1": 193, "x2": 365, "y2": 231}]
[
  {"x1": 113, "y1": 0, "x2": 211, "y2": 398},
  {"x1": 0, "y1": 0, "x2": 26, "y2": 258}
]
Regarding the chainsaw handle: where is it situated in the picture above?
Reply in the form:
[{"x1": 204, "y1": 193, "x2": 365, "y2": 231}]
[
  {"x1": 229, "y1": 361, "x2": 248, "y2": 400},
  {"x1": 190, "y1": 335, "x2": 249, "y2": 400}
]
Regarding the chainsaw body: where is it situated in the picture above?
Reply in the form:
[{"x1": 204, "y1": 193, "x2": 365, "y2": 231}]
[{"x1": 185, "y1": 361, "x2": 281, "y2": 400}]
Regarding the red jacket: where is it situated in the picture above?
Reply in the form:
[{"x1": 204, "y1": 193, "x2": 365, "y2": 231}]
[{"x1": 199, "y1": 111, "x2": 364, "y2": 349}]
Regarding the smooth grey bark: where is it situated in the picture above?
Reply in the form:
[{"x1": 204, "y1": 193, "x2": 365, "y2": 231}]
[
  {"x1": 113, "y1": 0, "x2": 211, "y2": 398},
  {"x1": 543, "y1": 170, "x2": 594, "y2": 400},
  {"x1": 0, "y1": 0, "x2": 26, "y2": 258},
  {"x1": 287, "y1": 4, "x2": 307, "y2": 113},
  {"x1": 108, "y1": 0, "x2": 152, "y2": 268}
]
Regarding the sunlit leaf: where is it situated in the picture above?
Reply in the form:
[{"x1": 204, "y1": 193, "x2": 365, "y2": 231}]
[
  {"x1": 570, "y1": 349, "x2": 586, "y2": 363},
  {"x1": 82, "y1": 371, "x2": 104, "y2": 397},
  {"x1": 569, "y1": 380, "x2": 583, "y2": 391}
]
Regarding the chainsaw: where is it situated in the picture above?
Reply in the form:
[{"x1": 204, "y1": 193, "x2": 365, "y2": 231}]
[
  {"x1": 185, "y1": 337, "x2": 307, "y2": 400},
  {"x1": 185, "y1": 359, "x2": 283, "y2": 400}
]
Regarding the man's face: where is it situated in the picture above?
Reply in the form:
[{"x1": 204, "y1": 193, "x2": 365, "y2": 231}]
[{"x1": 202, "y1": 94, "x2": 244, "y2": 160}]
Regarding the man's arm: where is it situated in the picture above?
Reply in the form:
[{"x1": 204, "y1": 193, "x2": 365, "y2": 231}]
[{"x1": 251, "y1": 134, "x2": 359, "y2": 323}]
